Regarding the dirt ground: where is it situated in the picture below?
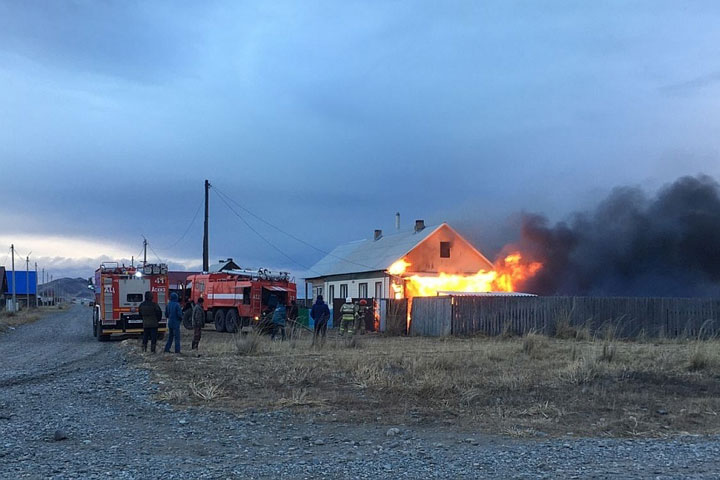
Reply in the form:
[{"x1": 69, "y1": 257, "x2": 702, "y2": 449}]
[
  {"x1": 131, "y1": 325, "x2": 720, "y2": 438},
  {"x1": 0, "y1": 305, "x2": 58, "y2": 333}
]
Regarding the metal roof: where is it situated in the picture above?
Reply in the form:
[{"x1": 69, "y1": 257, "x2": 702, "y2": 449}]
[
  {"x1": 208, "y1": 259, "x2": 240, "y2": 273},
  {"x1": 4, "y1": 271, "x2": 37, "y2": 295},
  {"x1": 305, "y1": 224, "x2": 443, "y2": 279}
]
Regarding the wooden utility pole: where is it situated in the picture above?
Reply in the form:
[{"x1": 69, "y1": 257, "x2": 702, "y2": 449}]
[
  {"x1": 143, "y1": 238, "x2": 148, "y2": 267},
  {"x1": 10, "y1": 244, "x2": 16, "y2": 312},
  {"x1": 203, "y1": 179, "x2": 210, "y2": 272}
]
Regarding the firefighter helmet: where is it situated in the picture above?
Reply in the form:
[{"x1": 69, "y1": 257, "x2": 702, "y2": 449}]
[
  {"x1": 346, "y1": 297, "x2": 352, "y2": 303},
  {"x1": 359, "y1": 299, "x2": 368, "y2": 305}
]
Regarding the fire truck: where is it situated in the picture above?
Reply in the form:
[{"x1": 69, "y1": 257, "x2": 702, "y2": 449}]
[
  {"x1": 186, "y1": 268, "x2": 296, "y2": 333},
  {"x1": 92, "y1": 262, "x2": 169, "y2": 341}
]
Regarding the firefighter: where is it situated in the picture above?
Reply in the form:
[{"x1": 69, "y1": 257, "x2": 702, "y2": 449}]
[
  {"x1": 139, "y1": 291, "x2": 162, "y2": 353},
  {"x1": 191, "y1": 297, "x2": 205, "y2": 351},
  {"x1": 339, "y1": 297, "x2": 357, "y2": 336},
  {"x1": 355, "y1": 299, "x2": 369, "y2": 335}
]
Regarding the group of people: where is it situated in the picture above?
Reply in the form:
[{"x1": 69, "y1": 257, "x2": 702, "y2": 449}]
[
  {"x1": 137, "y1": 292, "x2": 372, "y2": 352},
  {"x1": 309, "y1": 295, "x2": 370, "y2": 345},
  {"x1": 137, "y1": 292, "x2": 205, "y2": 354}
]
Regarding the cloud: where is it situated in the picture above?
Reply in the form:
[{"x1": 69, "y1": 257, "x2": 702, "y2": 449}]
[{"x1": 660, "y1": 71, "x2": 720, "y2": 95}]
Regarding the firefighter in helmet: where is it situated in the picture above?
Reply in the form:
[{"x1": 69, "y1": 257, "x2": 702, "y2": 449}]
[
  {"x1": 339, "y1": 296, "x2": 357, "y2": 336},
  {"x1": 355, "y1": 299, "x2": 369, "y2": 335}
]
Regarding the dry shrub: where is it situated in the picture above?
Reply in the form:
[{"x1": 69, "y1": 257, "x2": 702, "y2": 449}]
[
  {"x1": 233, "y1": 331, "x2": 263, "y2": 356},
  {"x1": 522, "y1": 333, "x2": 548, "y2": 359},
  {"x1": 554, "y1": 318, "x2": 590, "y2": 340},
  {"x1": 598, "y1": 342, "x2": 617, "y2": 363},
  {"x1": 688, "y1": 343, "x2": 716, "y2": 371},
  {"x1": 559, "y1": 357, "x2": 601, "y2": 385},
  {"x1": 189, "y1": 379, "x2": 223, "y2": 401}
]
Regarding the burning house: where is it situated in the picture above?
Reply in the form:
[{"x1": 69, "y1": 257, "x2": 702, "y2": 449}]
[{"x1": 305, "y1": 220, "x2": 540, "y2": 304}]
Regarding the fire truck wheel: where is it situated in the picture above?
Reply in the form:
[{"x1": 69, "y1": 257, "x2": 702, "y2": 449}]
[
  {"x1": 225, "y1": 309, "x2": 239, "y2": 333},
  {"x1": 182, "y1": 309, "x2": 193, "y2": 330},
  {"x1": 214, "y1": 309, "x2": 226, "y2": 332},
  {"x1": 95, "y1": 321, "x2": 109, "y2": 342}
]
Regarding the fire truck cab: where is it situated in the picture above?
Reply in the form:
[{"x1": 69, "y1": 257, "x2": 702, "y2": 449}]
[
  {"x1": 92, "y1": 262, "x2": 169, "y2": 341},
  {"x1": 186, "y1": 268, "x2": 296, "y2": 333}
]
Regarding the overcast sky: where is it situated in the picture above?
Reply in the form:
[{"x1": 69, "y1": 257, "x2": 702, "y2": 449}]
[{"x1": 1, "y1": 1, "x2": 719, "y2": 281}]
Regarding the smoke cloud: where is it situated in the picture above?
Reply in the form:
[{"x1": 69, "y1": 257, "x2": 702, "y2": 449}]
[{"x1": 515, "y1": 174, "x2": 720, "y2": 297}]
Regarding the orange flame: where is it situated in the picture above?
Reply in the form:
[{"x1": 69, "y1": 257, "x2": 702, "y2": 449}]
[{"x1": 388, "y1": 252, "x2": 542, "y2": 299}]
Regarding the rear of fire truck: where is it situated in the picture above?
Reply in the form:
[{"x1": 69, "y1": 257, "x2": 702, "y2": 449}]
[{"x1": 92, "y1": 262, "x2": 169, "y2": 341}]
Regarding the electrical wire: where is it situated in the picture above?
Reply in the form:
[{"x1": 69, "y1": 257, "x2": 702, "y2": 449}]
[
  {"x1": 154, "y1": 199, "x2": 204, "y2": 251},
  {"x1": 212, "y1": 189, "x2": 317, "y2": 274},
  {"x1": 212, "y1": 185, "x2": 378, "y2": 272}
]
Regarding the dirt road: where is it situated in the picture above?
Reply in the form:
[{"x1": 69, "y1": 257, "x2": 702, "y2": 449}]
[{"x1": 2, "y1": 306, "x2": 720, "y2": 479}]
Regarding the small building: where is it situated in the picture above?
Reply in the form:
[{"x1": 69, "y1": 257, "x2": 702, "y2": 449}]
[
  {"x1": 4, "y1": 270, "x2": 38, "y2": 308},
  {"x1": 304, "y1": 220, "x2": 494, "y2": 303},
  {"x1": 0, "y1": 267, "x2": 6, "y2": 308}
]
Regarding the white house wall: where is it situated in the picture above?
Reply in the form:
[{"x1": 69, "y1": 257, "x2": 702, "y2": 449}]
[{"x1": 311, "y1": 276, "x2": 390, "y2": 302}]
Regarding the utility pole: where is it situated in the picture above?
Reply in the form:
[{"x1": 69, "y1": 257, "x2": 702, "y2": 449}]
[
  {"x1": 25, "y1": 255, "x2": 30, "y2": 310},
  {"x1": 10, "y1": 244, "x2": 16, "y2": 312},
  {"x1": 34, "y1": 262, "x2": 38, "y2": 308},
  {"x1": 143, "y1": 238, "x2": 148, "y2": 267},
  {"x1": 50, "y1": 274, "x2": 53, "y2": 305},
  {"x1": 203, "y1": 179, "x2": 210, "y2": 272}
]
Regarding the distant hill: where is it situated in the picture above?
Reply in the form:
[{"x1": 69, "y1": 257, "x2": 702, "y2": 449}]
[{"x1": 39, "y1": 277, "x2": 94, "y2": 300}]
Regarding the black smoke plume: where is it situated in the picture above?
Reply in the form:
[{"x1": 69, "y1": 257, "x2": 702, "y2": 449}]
[{"x1": 516, "y1": 174, "x2": 720, "y2": 297}]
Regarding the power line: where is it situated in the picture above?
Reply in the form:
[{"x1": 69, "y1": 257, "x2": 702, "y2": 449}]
[
  {"x1": 155, "y1": 199, "x2": 204, "y2": 251},
  {"x1": 212, "y1": 189, "x2": 316, "y2": 273},
  {"x1": 212, "y1": 185, "x2": 377, "y2": 272}
]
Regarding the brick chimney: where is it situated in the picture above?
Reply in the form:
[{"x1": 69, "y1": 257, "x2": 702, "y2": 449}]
[
  {"x1": 414, "y1": 220, "x2": 425, "y2": 232},
  {"x1": 374, "y1": 229, "x2": 383, "y2": 241}
]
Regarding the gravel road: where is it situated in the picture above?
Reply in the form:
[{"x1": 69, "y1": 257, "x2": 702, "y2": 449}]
[{"x1": 2, "y1": 305, "x2": 720, "y2": 479}]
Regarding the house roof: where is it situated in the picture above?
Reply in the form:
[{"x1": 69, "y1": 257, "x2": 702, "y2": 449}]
[
  {"x1": 5, "y1": 270, "x2": 37, "y2": 295},
  {"x1": 305, "y1": 224, "x2": 443, "y2": 279},
  {"x1": 208, "y1": 259, "x2": 240, "y2": 273}
]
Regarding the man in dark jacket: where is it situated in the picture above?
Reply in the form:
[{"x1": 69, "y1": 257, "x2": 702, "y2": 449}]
[
  {"x1": 164, "y1": 292, "x2": 182, "y2": 354},
  {"x1": 191, "y1": 297, "x2": 205, "y2": 351},
  {"x1": 271, "y1": 303, "x2": 287, "y2": 341},
  {"x1": 139, "y1": 291, "x2": 162, "y2": 353},
  {"x1": 311, "y1": 295, "x2": 330, "y2": 346}
]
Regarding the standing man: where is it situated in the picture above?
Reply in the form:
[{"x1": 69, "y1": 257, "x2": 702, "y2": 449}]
[
  {"x1": 339, "y1": 297, "x2": 357, "y2": 337},
  {"x1": 191, "y1": 297, "x2": 206, "y2": 351},
  {"x1": 311, "y1": 294, "x2": 330, "y2": 346},
  {"x1": 139, "y1": 291, "x2": 162, "y2": 353},
  {"x1": 164, "y1": 292, "x2": 182, "y2": 354},
  {"x1": 271, "y1": 302, "x2": 287, "y2": 341}
]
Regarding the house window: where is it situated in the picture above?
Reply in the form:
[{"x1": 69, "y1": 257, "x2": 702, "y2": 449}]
[
  {"x1": 440, "y1": 241, "x2": 451, "y2": 258},
  {"x1": 339, "y1": 284, "x2": 348, "y2": 299},
  {"x1": 358, "y1": 283, "x2": 368, "y2": 298},
  {"x1": 374, "y1": 281, "x2": 382, "y2": 299},
  {"x1": 329, "y1": 285, "x2": 335, "y2": 302}
]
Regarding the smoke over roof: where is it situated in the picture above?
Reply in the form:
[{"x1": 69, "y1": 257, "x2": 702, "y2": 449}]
[{"x1": 516, "y1": 174, "x2": 720, "y2": 297}]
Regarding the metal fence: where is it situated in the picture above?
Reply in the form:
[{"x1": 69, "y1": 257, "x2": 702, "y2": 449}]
[{"x1": 405, "y1": 295, "x2": 720, "y2": 339}]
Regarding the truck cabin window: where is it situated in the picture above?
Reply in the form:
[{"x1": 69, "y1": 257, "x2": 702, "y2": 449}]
[{"x1": 127, "y1": 293, "x2": 143, "y2": 303}]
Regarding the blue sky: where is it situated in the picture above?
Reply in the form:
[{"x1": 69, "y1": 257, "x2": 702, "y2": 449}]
[{"x1": 1, "y1": 1, "x2": 719, "y2": 280}]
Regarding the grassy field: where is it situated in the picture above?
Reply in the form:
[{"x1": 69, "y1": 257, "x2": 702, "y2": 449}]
[
  {"x1": 129, "y1": 326, "x2": 720, "y2": 438},
  {"x1": 0, "y1": 306, "x2": 57, "y2": 332}
]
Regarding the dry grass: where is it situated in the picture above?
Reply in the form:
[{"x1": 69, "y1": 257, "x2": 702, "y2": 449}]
[
  {"x1": 0, "y1": 306, "x2": 54, "y2": 332},
  {"x1": 129, "y1": 327, "x2": 720, "y2": 437}
]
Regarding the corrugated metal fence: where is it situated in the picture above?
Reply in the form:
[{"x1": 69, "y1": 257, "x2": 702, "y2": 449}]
[{"x1": 403, "y1": 296, "x2": 720, "y2": 339}]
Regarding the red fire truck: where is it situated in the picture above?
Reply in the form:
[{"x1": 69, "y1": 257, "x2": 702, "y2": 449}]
[
  {"x1": 92, "y1": 262, "x2": 169, "y2": 341},
  {"x1": 186, "y1": 268, "x2": 296, "y2": 333}
]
